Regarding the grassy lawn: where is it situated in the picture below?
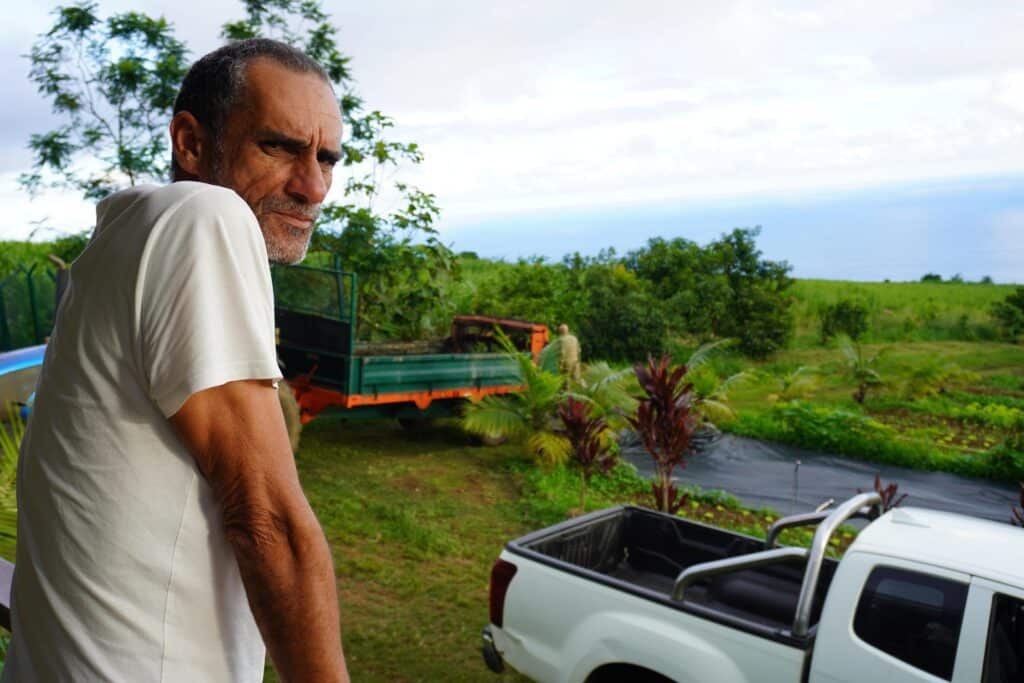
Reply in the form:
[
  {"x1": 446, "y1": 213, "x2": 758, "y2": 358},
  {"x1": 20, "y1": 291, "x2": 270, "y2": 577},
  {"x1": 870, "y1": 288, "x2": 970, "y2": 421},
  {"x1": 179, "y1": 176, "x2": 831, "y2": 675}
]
[{"x1": 264, "y1": 417, "x2": 535, "y2": 683}]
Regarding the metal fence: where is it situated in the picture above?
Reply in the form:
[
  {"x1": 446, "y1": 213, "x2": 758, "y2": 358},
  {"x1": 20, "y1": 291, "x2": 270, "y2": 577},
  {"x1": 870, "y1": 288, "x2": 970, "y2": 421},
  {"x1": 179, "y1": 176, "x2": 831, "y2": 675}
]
[{"x1": 0, "y1": 264, "x2": 60, "y2": 351}]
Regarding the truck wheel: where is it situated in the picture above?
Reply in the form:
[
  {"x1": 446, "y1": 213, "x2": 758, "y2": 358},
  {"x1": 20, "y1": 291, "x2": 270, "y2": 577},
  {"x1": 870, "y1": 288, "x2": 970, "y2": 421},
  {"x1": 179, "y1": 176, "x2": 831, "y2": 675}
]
[
  {"x1": 398, "y1": 417, "x2": 436, "y2": 432},
  {"x1": 586, "y1": 664, "x2": 676, "y2": 683},
  {"x1": 278, "y1": 380, "x2": 302, "y2": 455}
]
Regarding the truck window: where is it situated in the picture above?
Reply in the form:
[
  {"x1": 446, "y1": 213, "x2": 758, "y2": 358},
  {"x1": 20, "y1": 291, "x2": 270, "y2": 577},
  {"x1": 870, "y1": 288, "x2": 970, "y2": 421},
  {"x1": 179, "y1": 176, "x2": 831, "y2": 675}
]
[
  {"x1": 852, "y1": 566, "x2": 968, "y2": 681},
  {"x1": 983, "y1": 593, "x2": 1024, "y2": 683}
]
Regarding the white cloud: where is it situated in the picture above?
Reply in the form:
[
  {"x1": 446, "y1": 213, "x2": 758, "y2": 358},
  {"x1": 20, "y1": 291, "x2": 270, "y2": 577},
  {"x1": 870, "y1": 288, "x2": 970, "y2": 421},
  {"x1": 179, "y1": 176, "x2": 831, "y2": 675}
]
[{"x1": 2, "y1": 0, "x2": 1023, "y2": 241}]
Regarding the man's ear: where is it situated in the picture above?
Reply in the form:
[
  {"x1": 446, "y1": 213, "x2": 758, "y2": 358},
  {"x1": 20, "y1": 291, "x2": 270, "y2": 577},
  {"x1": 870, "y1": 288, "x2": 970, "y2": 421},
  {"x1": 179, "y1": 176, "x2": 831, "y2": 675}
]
[{"x1": 170, "y1": 111, "x2": 207, "y2": 179}]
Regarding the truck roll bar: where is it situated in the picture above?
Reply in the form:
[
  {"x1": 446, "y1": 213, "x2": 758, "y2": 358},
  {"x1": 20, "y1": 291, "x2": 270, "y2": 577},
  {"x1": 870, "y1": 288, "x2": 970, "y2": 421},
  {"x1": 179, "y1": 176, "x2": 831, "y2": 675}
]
[
  {"x1": 791, "y1": 492, "x2": 882, "y2": 637},
  {"x1": 671, "y1": 492, "x2": 883, "y2": 639},
  {"x1": 671, "y1": 547, "x2": 809, "y2": 601}
]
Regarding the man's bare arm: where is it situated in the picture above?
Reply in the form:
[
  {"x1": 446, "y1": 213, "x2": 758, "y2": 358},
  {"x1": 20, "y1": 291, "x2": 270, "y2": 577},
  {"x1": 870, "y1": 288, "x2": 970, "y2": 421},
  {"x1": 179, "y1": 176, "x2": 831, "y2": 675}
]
[{"x1": 170, "y1": 379, "x2": 348, "y2": 683}]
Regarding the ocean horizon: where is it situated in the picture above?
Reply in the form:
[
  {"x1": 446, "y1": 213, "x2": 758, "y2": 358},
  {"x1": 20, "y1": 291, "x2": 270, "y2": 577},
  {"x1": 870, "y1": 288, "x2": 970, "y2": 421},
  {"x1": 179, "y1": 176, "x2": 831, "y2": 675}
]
[{"x1": 443, "y1": 173, "x2": 1024, "y2": 284}]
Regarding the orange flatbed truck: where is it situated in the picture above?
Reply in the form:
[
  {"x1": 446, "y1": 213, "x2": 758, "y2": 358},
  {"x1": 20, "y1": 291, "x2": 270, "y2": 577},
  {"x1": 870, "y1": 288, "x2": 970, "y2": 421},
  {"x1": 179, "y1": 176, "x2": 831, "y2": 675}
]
[{"x1": 272, "y1": 261, "x2": 548, "y2": 425}]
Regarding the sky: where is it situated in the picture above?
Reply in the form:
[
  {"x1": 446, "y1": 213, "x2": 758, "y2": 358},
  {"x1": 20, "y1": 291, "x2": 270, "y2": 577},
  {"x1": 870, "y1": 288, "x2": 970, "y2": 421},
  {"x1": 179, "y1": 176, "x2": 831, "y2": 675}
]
[{"x1": 1, "y1": 1, "x2": 1022, "y2": 281}]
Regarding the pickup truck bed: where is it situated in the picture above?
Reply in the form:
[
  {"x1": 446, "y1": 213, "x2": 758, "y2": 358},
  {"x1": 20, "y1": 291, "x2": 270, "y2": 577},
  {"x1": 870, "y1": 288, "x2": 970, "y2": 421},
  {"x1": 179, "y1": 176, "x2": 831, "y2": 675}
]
[{"x1": 509, "y1": 506, "x2": 837, "y2": 641}]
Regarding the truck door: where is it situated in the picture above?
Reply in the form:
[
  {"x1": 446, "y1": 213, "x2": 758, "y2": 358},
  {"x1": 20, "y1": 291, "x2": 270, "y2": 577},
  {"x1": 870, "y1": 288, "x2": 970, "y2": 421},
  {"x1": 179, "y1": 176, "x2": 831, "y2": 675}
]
[
  {"x1": 955, "y1": 578, "x2": 1024, "y2": 683},
  {"x1": 809, "y1": 552, "x2": 971, "y2": 683}
]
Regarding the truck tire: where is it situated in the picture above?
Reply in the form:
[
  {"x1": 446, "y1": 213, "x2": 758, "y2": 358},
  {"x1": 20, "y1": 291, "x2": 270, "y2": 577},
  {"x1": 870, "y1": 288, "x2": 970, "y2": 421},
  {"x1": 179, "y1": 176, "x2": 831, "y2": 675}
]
[
  {"x1": 398, "y1": 417, "x2": 436, "y2": 432},
  {"x1": 586, "y1": 664, "x2": 676, "y2": 683},
  {"x1": 278, "y1": 380, "x2": 302, "y2": 454}
]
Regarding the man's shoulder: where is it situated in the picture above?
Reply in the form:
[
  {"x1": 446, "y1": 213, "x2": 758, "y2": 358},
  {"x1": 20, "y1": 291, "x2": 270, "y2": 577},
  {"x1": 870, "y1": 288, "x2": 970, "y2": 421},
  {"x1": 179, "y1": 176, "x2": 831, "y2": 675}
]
[{"x1": 101, "y1": 182, "x2": 250, "y2": 221}]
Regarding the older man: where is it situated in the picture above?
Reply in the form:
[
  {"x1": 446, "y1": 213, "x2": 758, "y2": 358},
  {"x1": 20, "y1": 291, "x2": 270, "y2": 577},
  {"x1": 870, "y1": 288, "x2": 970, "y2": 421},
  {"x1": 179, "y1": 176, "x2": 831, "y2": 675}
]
[{"x1": 3, "y1": 39, "x2": 349, "y2": 681}]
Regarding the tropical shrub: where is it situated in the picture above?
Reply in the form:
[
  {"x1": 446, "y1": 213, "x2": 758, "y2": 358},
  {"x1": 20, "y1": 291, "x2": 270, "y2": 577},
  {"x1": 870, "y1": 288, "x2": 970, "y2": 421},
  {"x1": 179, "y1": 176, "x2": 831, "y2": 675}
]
[
  {"x1": 820, "y1": 299, "x2": 869, "y2": 342},
  {"x1": 460, "y1": 336, "x2": 569, "y2": 465},
  {"x1": 859, "y1": 474, "x2": 908, "y2": 512},
  {"x1": 557, "y1": 398, "x2": 616, "y2": 510},
  {"x1": 629, "y1": 354, "x2": 697, "y2": 513}
]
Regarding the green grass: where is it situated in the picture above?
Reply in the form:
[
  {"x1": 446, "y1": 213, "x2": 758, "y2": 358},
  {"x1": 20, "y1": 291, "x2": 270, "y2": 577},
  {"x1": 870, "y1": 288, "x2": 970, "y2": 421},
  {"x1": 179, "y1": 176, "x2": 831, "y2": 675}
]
[
  {"x1": 790, "y1": 279, "x2": 1016, "y2": 346},
  {"x1": 264, "y1": 418, "x2": 535, "y2": 683}
]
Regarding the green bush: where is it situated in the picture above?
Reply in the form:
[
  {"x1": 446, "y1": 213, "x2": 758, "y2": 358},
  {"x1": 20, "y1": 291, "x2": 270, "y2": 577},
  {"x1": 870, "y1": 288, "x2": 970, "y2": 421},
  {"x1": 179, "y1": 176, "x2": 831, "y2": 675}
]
[
  {"x1": 627, "y1": 228, "x2": 795, "y2": 358},
  {"x1": 992, "y1": 287, "x2": 1024, "y2": 341},
  {"x1": 820, "y1": 299, "x2": 869, "y2": 342}
]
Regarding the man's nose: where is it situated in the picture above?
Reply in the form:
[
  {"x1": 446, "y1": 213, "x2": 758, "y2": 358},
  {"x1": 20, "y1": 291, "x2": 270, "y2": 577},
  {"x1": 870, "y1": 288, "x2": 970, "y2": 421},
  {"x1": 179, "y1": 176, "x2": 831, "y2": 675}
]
[{"x1": 285, "y1": 154, "x2": 329, "y2": 205}]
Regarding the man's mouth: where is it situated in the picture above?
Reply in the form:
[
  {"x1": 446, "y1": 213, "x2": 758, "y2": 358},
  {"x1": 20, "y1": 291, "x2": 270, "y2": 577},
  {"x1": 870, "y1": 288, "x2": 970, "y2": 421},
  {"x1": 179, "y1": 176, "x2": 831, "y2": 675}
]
[{"x1": 272, "y1": 211, "x2": 316, "y2": 228}]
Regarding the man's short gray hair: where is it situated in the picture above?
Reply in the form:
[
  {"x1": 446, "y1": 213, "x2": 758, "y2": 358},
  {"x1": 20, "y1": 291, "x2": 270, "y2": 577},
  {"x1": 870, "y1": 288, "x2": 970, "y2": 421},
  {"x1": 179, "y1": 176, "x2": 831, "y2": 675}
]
[{"x1": 171, "y1": 38, "x2": 331, "y2": 180}]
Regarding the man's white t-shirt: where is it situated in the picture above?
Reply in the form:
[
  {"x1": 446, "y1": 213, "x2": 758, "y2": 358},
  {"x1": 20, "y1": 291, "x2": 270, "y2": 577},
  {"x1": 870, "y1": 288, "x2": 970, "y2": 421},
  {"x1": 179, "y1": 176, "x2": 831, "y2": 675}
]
[{"x1": 2, "y1": 182, "x2": 282, "y2": 681}]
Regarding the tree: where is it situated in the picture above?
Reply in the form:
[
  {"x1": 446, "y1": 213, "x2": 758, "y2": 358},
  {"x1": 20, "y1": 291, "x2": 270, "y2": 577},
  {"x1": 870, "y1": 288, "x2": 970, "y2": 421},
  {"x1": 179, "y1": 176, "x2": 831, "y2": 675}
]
[
  {"x1": 626, "y1": 228, "x2": 795, "y2": 358},
  {"x1": 920, "y1": 273, "x2": 943, "y2": 283},
  {"x1": 23, "y1": 2, "x2": 188, "y2": 199},
  {"x1": 25, "y1": 1, "x2": 454, "y2": 339},
  {"x1": 992, "y1": 287, "x2": 1024, "y2": 341},
  {"x1": 705, "y1": 228, "x2": 794, "y2": 357},
  {"x1": 569, "y1": 253, "x2": 669, "y2": 363}
]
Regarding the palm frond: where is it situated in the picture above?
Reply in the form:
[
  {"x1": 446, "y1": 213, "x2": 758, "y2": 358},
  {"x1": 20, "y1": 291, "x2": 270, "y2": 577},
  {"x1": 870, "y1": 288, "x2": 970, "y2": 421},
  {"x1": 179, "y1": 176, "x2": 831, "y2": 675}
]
[
  {"x1": 696, "y1": 398, "x2": 736, "y2": 423},
  {"x1": 686, "y1": 338, "x2": 734, "y2": 371},
  {"x1": 460, "y1": 397, "x2": 528, "y2": 439},
  {"x1": 527, "y1": 431, "x2": 572, "y2": 467}
]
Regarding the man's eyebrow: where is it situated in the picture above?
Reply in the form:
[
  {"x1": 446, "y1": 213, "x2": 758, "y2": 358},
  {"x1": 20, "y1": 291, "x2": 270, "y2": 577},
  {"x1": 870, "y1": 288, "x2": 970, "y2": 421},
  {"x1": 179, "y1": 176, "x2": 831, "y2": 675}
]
[{"x1": 257, "y1": 129, "x2": 342, "y2": 164}]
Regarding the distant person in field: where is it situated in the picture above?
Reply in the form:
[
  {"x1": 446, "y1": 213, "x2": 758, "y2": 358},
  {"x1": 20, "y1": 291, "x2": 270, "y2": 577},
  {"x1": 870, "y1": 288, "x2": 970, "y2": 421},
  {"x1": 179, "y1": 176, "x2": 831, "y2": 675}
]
[
  {"x1": 3, "y1": 39, "x2": 349, "y2": 682},
  {"x1": 557, "y1": 323, "x2": 582, "y2": 384}
]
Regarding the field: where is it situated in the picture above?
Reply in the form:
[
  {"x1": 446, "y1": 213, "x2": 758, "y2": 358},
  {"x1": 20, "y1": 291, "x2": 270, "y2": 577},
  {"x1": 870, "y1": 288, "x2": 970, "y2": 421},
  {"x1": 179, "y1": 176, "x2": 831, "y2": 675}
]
[{"x1": 789, "y1": 279, "x2": 1018, "y2": 346}]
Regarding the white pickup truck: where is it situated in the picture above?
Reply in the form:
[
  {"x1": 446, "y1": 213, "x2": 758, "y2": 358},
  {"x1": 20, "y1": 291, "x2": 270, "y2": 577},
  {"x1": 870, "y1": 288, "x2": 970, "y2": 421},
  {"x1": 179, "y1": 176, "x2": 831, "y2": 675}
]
[{"x1": 482, "y1": 492, "x2": 1024, "y2": 683}]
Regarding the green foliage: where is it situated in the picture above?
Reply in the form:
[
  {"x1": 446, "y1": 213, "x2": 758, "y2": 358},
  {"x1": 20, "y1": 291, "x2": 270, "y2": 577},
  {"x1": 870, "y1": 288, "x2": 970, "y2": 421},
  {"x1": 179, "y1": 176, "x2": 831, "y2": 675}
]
[
  {"x1": 569, "y1": 255, "x2": 669, "y2": 363},
  {"x1": 460, "y1": 334, "x2": 569, "y2": 466},
  {"x1": 0, "y1": 408, "x2": 24, "y2": 562},
  {"x1": 24, "y1": 2, "x2": 188, "y2": 199},
  {"x1": 26, "y1": 1, "x2": 450, "y2": 340},
  {"x1": 900, "y1": 360, "x2": 977, "y2": 399},
  {"x1": 627, "y1": 228, "x2": 795, "y2": 357},
  {"x1": 992, "y1": 287, "x2": 1024, "y2": 341},
  {"x1": 766, "y1": 365, "x2": 820, "y2": 402},
  {"x1": 839, "y1": 336, "x2": 885, "y2": 404},
  {"x1": 921, "y1": 273, "x2": 943, "y2": 282},
  {"x1": 789, "y1": 279, "x2": 1010, "y2": 345},
  {"x1": 820, "y1": 299, "x2": 869, "y2": 342}
]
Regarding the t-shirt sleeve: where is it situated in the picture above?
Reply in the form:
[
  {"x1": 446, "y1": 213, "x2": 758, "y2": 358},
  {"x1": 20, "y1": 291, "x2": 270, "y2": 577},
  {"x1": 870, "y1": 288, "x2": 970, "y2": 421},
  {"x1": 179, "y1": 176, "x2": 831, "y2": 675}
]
[{"x1": 138, "y1": 186, "x2": 282, "y2": 418}]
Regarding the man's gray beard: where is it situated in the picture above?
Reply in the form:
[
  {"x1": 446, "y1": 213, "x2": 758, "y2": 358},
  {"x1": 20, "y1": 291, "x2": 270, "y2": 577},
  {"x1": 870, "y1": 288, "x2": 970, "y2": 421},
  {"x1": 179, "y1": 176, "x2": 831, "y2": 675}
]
[
  {"x1": 261, "y1": 198, "x2": 320, "y2": 265},
  {"x1": 264, "y1": 221, "x2": 313, "y2": 265}
]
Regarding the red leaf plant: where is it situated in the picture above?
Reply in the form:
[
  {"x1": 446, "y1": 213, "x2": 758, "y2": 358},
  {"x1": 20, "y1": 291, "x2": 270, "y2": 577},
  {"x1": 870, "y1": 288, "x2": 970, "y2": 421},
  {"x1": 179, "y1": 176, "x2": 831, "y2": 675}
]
[
  {"x1": 859, "y1": 474, "x2": 908, "y2": 512},
  {"x1": 1012, "y1": 483, "x2": 1024, "y2": 528},
  {"x1": 628, "y1": 354, "x2": 697, "y2": 514},
  {"x1": 557, "y1": 397, "x2": 617, "y2": 511}
]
